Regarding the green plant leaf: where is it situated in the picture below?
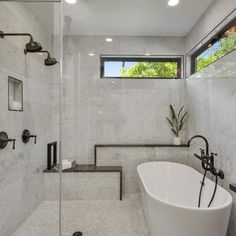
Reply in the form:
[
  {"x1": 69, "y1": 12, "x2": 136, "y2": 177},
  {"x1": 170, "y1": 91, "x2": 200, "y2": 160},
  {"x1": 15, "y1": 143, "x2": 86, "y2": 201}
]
[
  {"x1": 166, "y1": 105, "x2": 186, "y2": 137},
  {"x1": 170, "y1": 105, "x2": 177, "y2": 121},
  {"x1": 171, "y1": 128, "x2": 177, "y2": 136},
  {"x1": 179, "y1": 122, "x2": 184, "y2": 131},
  {"x1": 178, "y1": 105, "x2": 184, "y2": 117},
  {"x1": 180, "y1": 112, "x2": 187, "y2": 123},
  {"x1": 166, "y1": 117, "x2": 174, "y2": 128}
]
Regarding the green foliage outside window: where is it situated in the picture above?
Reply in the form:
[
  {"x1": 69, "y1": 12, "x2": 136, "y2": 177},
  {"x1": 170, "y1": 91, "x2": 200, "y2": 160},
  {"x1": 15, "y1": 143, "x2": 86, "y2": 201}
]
[
  {"x1": 112, "y1": 29, "x2": 235, "y2": 77},
  {"x1": 196, "y1": 32, "x2": 236, "y2": 72},
  {"x1": 120, "y1": 62, "x2": 178, "y2": 78}
]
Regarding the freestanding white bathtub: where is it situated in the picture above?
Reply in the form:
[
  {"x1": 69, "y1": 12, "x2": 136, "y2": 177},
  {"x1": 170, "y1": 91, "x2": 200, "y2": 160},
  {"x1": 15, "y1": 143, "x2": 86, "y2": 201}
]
[{"x1": 137, "y1": 162, "x2": 232, "y2": 236}]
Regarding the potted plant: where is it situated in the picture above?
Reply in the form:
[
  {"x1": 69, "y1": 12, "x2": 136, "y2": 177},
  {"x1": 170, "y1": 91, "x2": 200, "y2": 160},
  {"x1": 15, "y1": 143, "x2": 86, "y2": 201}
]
[{"x1": 166, "y1": 105, "x2": 187, "y2": 145}]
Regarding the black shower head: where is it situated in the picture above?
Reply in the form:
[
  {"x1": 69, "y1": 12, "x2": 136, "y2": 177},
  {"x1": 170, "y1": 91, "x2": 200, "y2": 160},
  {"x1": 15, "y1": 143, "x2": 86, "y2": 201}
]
[
  {"x1": 0, "y1": 31, "x2": 42, "y2": 52},
  {"x1": 25, "y1": 50, "x2": 57, "y2": 66},
  {"x1": 44, "y1": 56, "x2": 57, "y2": 66},
  {"x1": 43, "y1": 51, "x2": 57, "y2": 66},
  {"x1": 25, "y1": 39, "x2": 42, "y2": 53}
]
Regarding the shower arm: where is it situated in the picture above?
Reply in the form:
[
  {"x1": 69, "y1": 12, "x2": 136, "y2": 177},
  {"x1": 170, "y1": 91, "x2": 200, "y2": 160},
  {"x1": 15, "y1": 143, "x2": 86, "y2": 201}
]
[
  {"x1": 38, "y1": 50, "x2": 50, "y2": 57},
  {"x1": 24, "y1": 49, "x2": 57, "y2": 66},
  {"x1": 24, "y1": 49, "x2": 50, "y2": 56},
  {"x1": 0, "y1": 31, "x2": 33, "y2": 42}
]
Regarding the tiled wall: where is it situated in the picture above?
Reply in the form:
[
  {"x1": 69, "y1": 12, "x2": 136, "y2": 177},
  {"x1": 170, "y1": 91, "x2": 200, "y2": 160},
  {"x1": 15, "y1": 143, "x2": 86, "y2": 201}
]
[{"x1": 0, "y1": 2, "x2": 60, "y2": 235}]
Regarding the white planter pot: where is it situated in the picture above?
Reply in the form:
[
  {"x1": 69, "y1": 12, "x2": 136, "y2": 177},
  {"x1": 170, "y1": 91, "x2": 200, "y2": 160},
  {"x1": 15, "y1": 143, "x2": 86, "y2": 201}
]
[{"x1": 173, "y1": 137, "x2": 181, "y2": 145}]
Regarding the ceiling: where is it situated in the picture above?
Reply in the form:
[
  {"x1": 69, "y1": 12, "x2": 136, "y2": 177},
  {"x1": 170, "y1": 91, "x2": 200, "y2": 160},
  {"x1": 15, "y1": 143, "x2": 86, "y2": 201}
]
[{"x1": 62, "y1": 0, "x2": 216, "y2": 36}]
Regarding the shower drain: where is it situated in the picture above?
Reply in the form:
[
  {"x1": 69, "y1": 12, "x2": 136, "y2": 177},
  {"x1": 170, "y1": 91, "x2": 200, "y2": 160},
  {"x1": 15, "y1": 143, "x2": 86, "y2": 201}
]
[{"x1": 72, "y1": 232, "x2": 83, "y2": 236}]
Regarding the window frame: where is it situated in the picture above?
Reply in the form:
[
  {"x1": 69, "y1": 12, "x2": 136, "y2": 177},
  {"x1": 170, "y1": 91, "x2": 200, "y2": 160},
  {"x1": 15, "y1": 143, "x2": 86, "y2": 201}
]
[
  {"x1": 100, "y1": 55, "x2": 183, "y2": 79},
  {"x1": 191, "y1": 18, "x2": 236, "y2": 75}
]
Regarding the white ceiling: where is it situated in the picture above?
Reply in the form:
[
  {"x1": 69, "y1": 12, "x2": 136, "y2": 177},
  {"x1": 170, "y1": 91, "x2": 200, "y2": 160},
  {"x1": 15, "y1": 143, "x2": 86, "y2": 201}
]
[{"x1": 62, "y1": 0, "x2": 216, "y2": 36}]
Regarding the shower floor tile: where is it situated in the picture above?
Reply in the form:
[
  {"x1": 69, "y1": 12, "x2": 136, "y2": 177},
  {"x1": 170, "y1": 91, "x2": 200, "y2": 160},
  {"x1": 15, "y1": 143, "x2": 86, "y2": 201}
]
[{"x1": 12, "y1": 195, "x2": 150, "y2": 236}]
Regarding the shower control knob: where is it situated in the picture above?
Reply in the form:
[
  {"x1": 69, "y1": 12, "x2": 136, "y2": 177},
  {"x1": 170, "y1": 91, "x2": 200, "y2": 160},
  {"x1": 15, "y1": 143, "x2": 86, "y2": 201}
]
[
  {"x1": 22, "y1": 129, "x2": 37, "y2": 144},
  {"x1": 0, "y1": 131, "x2": 16, "y2": 150}
]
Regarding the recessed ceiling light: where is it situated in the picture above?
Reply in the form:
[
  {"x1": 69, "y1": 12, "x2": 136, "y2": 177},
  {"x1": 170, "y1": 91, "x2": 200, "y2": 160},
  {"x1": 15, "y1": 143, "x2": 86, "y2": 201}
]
[
  {"x1": 65, "y1": 0, "x2": 77, "y2": 4},
  {"x1": 168, "y1": 0, "x2": 179, "y2": 7},
  {"x1": 89, "y1": 53, "x2": 95, "y2": 56},
  {"x1": 145, "y1": 53, "x2": 151, "y2": 56},
  {"x1": 105, "y1": 37, "x2": 113, "y2": 42}
]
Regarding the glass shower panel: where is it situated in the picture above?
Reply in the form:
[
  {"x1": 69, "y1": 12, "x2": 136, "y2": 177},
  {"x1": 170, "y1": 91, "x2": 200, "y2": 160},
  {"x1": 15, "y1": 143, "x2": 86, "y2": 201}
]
[
  {"x1": 61, "y1": 1, "x2": 156, "y2": 236},
  {"x1": 0, "y1": 1, "x2": 62, "y2": 236}
]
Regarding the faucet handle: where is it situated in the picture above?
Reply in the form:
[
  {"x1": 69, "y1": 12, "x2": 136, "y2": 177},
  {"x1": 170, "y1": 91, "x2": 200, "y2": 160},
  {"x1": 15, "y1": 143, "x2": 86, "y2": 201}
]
[
  {"x1": 9, "y1": 138, "x2": 16, "y2": 150},
  {"x1": 210, "y1": 152, "x2": 217, "y2": 157},
  {"x1": 0, "y1": 132, "x2": 16, "y2": 150},
  {"x1": 200, "y1": 148, "x2": 205, "y2": 156},
  {"x1": 22, "y1": 129, "x2": 37, "y2": 144},
  {"x1": 32, "y1": 135, "x2": 37, "y2": 144}
]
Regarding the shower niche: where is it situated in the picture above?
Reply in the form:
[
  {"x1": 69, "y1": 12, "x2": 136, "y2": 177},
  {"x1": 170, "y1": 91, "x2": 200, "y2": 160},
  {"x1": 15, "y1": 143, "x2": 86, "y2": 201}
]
[{"x1": 8, "y1": 76, "x2": 23, "y2": 111}]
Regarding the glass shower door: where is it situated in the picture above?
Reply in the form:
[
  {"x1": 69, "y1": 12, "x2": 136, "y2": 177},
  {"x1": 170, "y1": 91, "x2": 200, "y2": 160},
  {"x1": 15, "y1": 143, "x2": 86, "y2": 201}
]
[{"x1": 0, "y1": 1, "x2": 62, "y2": 236}]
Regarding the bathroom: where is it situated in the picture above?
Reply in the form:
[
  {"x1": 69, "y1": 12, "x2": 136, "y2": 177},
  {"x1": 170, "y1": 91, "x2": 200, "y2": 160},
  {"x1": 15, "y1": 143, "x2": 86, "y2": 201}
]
[{"x1": 0, "y1": 0, "x2": 235, "y2": 235}]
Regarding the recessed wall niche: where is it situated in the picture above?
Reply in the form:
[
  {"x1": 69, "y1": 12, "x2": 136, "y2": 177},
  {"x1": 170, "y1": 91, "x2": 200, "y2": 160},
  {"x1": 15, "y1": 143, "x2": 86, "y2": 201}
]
[{"x1": 8, "y1": 76, "x2": 23, "y2": 112}]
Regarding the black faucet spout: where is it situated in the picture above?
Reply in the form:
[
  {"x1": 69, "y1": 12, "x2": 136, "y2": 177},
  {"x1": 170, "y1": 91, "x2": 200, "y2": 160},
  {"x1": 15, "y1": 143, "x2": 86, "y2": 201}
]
[
  {"x1": 188, "y1": 135, "x2": 209, "y2": 156},
  {"x1": 189, "y1": 135, "x2": 224, "y2": 179}
]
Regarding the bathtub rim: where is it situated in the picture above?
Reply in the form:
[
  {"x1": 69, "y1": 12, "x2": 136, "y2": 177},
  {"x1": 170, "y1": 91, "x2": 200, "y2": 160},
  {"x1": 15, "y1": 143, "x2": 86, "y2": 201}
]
[{"x1": 137, "y1": 161, "x2": 232, "y2": 211}]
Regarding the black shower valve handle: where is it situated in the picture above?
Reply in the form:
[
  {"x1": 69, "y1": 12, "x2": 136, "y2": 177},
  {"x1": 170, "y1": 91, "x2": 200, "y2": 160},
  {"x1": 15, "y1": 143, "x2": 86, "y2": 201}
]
[
  {"x1": 22, "y1": 129, "x2": 37, "y2": 144},
  {"x1": 12, "y1": 139, "x2": 16, "y2": 150},
  {"x1": 0, "y1": 132, "x2": 16, "y2": 150},
  {"x1": 32, "y1": 135, "x2": 37, "y2": 144},
  {"x1": 8, "y1": 138, "x2": 16, "y2": 150}
]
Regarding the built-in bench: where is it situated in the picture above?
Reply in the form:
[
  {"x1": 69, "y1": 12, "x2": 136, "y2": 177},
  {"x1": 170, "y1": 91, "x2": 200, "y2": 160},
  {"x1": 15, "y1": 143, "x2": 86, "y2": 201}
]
[
  {"x1": 44, "y1": 143, "x2": 189, "y2": 201},
  {"x1": 44, "y1": 164, "x2": 123, "y2": 200}
]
